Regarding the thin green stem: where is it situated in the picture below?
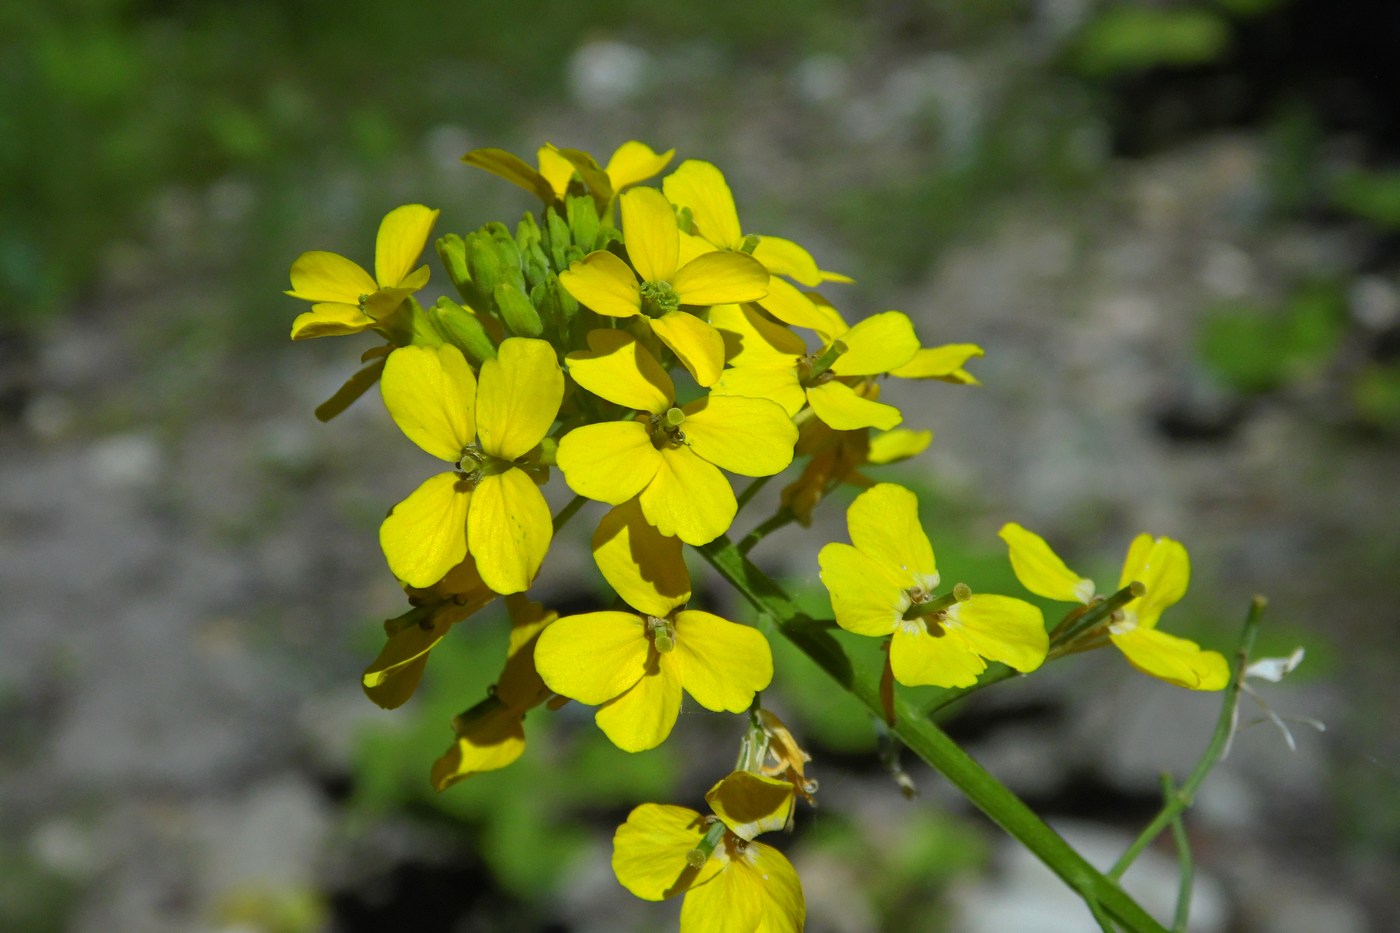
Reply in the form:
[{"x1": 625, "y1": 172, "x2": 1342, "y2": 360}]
[
  {"x1": 917, "y1": 664, "x2": 1018, "y2": 717},
  {"x1": 1089, "y1": 898, "x2": 1119, "y2": 932},
  {"x1": 1108, "y1": 596, "x2": 1266, "y2": 881},
  {"x1": 698, "y1": 537, "x2": 1168, "y2": 933},
  {"x1": 735, "y1": 475, "x2": 772, "y2": 513},
  {"x1": 551, "y1": 494, "x2": 587, "y2": 533},
  {"x1": 1163, "y1": 775, "x2": 1193, "y2": 933},
  {"x1": 1051, "y1": 582, "x2": 1145, "y2": 652},
  {"x1": 738, "y1": 507, "x2": 796, "y2": 555}
]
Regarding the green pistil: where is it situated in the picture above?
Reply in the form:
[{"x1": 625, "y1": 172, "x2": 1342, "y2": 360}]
[
  {"x1": 640, "y1": 280, "x2": 680, "y2": 317},
  {"x1": 903, "y1": 582, "x2": 972, "y2": 621},
  {"x1": 686, "y1": 819, "x2": 728, "y2": 869},
  {"x1": 647, "y1": 615, "x2": 676, "y2": 653},
  {"x1": 799, "y1": 339, "x2": 848, "y2": 385},
  {"x1": 650, "y1": 407, "x2": 687, "y2": 449}
]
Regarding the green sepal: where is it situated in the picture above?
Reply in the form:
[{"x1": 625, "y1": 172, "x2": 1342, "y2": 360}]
[
  {"x1": 566, "y1": 194, "x2": 600, "y2": 258},
  {"x1": 494, "y1": 282, "x2": 543, "y2": 337},
  {"x1": 314, "y1": 356, "x2": 387, "y2": 422},
  {"x1": 676, "y1": 206, "x2": 695, "y2": 235},
  {"x1": 545, "y1": 206, "x2": 572, "y2": 272},
  {"x1": 429, "y1": 296, "x2": 498, "y2": 363}
]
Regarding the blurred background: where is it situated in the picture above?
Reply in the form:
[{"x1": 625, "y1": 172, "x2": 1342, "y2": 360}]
[{"x1": 2, "y1": 0, "x2": 1398, "y2": 930}]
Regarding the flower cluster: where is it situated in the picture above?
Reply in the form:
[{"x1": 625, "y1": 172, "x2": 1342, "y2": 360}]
[{"x1": 284, "y1": 140, "x2": 1234, "y2": 931}]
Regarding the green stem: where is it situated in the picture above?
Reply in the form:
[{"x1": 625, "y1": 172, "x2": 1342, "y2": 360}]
[
  {"x1": 551, "y1": 494, "x2": 587, "y2": 532},
  {"x1": 739, "y1": 507, "x2": 796, "y2": 555},
  {"x1": 1051, "y1": 582, "x2": 1145, "y2": 652},
  {"x1": 917, "y1": 663, "x2": 1018, "y2": 717},
  {"x1": 698, "y1": 537, "x2": 1169, "y2": 933},
  {"x1": 1163, "y1": 775, "x2": 1193, "y2": 933},
  {"x1": 735, "y1": 475, "x2": 772, "y2": 513},
  {"x1": 1108, "y1": 596, "x2": 1266, "y2": 881}
]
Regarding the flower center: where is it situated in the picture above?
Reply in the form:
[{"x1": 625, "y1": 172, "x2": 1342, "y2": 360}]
[
  {"x1": 639, "y1": 280, "x2": 679, "y2": 317},
  {"x1": 648, "y1": 406, "x2": 687, "y2": 449},
  {"x1": 646, "y1": 615, "x2": 677, "y2": 653}
]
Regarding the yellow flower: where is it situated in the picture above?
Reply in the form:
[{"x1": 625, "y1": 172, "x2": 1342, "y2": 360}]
[
  {"x1": 378, "y1": 338, "x2": 563, "y2": 594},
  {"x1": 558, "y1": 187, "x2": 769, "y2": 386},
  {"x1": 556, "y1": 330, "x2": 797, "y2": 545},
  {"x1": 710, "y1": 302, "x2": 921, "y2": 430},
  {"x1": 819, "y1": 484, "x2": 1048, "y2": 688},
  {"x1": 612, "y1": 772, "x2": 805, "y2": 933},
  {"x1": 430, "y1": 595, "x2": 558, "y2": 789},
  {"x1": 663, "y1": 159, "x2": 849, "y2": 286},
  {"x1": 532, "y1": 498, "x2": 773, "y2": 751},
  {"x1": 285, "y1": 204, "x2": 439, "y2": 340},
  {"x1": 999, "y1": 523, "x2": 1229, "y2": 690},
  {"x1": 361, "y1": 556, "x2": 498, "y2": 710},
  {"x1": 462, "y1": 141, "x2": 675, "y2": 204}
]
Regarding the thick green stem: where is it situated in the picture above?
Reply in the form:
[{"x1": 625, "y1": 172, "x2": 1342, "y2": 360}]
[
  {"x1": 1108, "y1": 596, "x2": 1266, "y2": 880},
  {"x1": 698, "y1": 537, "x2": 1169, "y2": 933}
]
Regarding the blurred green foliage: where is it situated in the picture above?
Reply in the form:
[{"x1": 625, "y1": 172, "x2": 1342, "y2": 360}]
[
  {"x1": 1198, "y1": 281, "x2": 1346, "y2": 394},
  {"x1": 1067, "y1": 6, "x2": 1232, "y2": 78}
]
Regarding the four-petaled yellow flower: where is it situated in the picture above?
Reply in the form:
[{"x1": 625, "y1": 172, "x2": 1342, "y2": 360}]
[
  {"x1": 556, "y1": 330, "x2": 798, "y2": 545},
  {"x1": 379, "y1": 338, "x2": 563, "y2": 594},
  {"x1": 558, "y1": 187, "x2": 770, "y2": 386},
  {"x1": 999, "y1": 523, "x2": 1229, "y2": 690},
  {"x1": 663, "y1": 158, "x2": 849, "y2": 287},
  {"x1": 533, "y1": 498, "x2": 773, "y2": 751},
  {"x1": 819, "y1": 484, "x2": 1048, "y2": 688},
  {"x1": 463, "y1": 140, "x2": 675, "y2": 205},
  {"x1": 285, "y1": 204, "x2": 439, "y2": 340},
  {"x1": 710, "y1": 302, "x2": 921, "y2": 430},
  {"x1": 612, "y1": 771, "x2": 805, "y2": 933}
]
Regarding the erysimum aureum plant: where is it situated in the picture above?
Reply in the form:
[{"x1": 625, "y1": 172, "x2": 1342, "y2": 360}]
[{"x1": 284, "y1": 139, "x2": 1295, "y2": 933}]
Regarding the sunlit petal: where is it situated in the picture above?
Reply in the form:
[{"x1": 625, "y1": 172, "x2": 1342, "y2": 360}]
[
  {"x1": 380, "y1": 472, "x2": 471, "y2": 588},
  {"x1": 662, "y1": 160, "x2": 743, "y2": 249},
  {"x1": 999, "y1": 522, "x2": 1095, "y2": 604},
  {"x1": 468, "y1": 471, "x2": 551, "y2": 595},
  {"x1": 476, "y1": 337, "x2": 564, "y2": 460},
  {"x1": 672, "y1": 610, "x2": 773, "y2": 713},
  {"x1": 559, "y1": 251, "x2": 643, "y2": 318},
  {"x1": 639, "y1": 446, "x2": 735, "y2": 545},
  {"x1": 682, "y1": 395, "x2": 798, "y2": 477},
  {"x1": 557, "y1": 421, "x2": 661, "y2": 505},
  {"x1": 381, "y1": 345, "x2": 477, "y2": 462},
  {"x1": 534, "y1": 611, "x2": 649, "y2": 704},
  {"x1": 621, "y1": 186, "x2": 681, "y2": 283},
  {"x1": 593, "y1": 499, "x2": 691, "y2": 617},
  {"x1": 374, "y1": 204, "x2": 440, "y2": 287}
]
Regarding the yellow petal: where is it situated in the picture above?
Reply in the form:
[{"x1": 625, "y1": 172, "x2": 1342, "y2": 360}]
[
  {"x1": 606, "y1": 141, "x2": 676, "y2": 192},
  {"x1": 817, "y1": 542, "x2": 906, "y2": 637},
  {"x1": 748, "y1": 842, "x2": 805, "y2": 933},
  {"x1": 712, "y1": 365, "x2": 806, "y2": 418},
  {"x1": 1111, "y1": 627, "x2": 1231, "y2": 690},
  {"x1": 710, "y1": 302, "x2": 807, "y2": 366},
  {"x1": 380, "y1": 472, "x2": 471, "y2": 588},
  {"x1": 566, "y1": 329, "x2": 674, "y2": 412},
  {"x1": 672, "y1": 610, "x2": 773, "y2": 713},
  {"x1": 999, "y1": 522, "x2": 1095, "y2": 604},
  {"x1": 806, "y1": 380, "x2": 904, "y2": 431},
  {"x1": 890, "y1": 623, "x2": 988, "y2": 688},
  {"x1": 362, "y1": 653, "x2": 429, "y2": 711},
  {"x1": 286, "y1": 250, "x2": 377, "y2": 304},
  {"x1": 639, "y1": 446, "x2": 735, "y2": 545},
  {"x1": 476, "y1": 337, "x2": 563, "y2": 460},
  {"x1": 830, "y1": 311, "x2": 920, "y2": 376},
  {"x1": 533, "y1": 611, "x2": 650, "y2": 705},
  {"x1": 867, "y1": 428, "x2": 932, "y2": 464},
  {"x1": 429, "y1": 706, "x2": 527, "y2": 790},
  {"x1": 557, "y1": 421, "x2": 662, "y2": 504},
  {"x1": 461, "y1": 147, "x2": 557, "y2": 203},
  {"x1": 705, "y1": 771, "x2": 794, "y2": 841},
  {"x1": 559, "y1": 250, "x2": 643, "y2": 318},
  {"x1": 650, "y1": 312, "x2": 726, "y2": 387},
  {"x1": 595, "y1": 650, "x2": 684, "y2": 751},
  {"x1": 494, "y1": 595, "x2": 557, "y2": 709},
  {"x1": 662, "y1": 160, "x2": 743, "y2": 249},
  {"x1": 891, "y1": 344, "x2": 985, "y2": 382},
  {"x1": 680, "y1": 839, "x2": 802, "y2": 933},
  {"x1": 671, "y1": 251, "x2": 769, "y2": 306},
  {"x1": 847, "y1": 483, "x2": 937, "y2": 585},
  {"x1": 682, "y1": 395, "x2": 798, "y2": 476},
  {"x1": 468, "y1": 470, "x2": 552, "y2": 595},
  {"x1": 593, "y1": 499, "x2": 691, "y2": 617},
  {"x1": 290, "y1": 303, "x2": 373, "y2": 340},
  {"x1": 612, "y1": 804, "x2": 719, "y2": 901},
  {"x1": 537, "y1": 145, "x2": 577, "y2": 198},
  {"x1": 1118, "y1": 535, "x2": 1190, "y2": 629},
  {"x1": 621, "y1": 187, "x2": 680, "y2": 283},
  {"x1": 750, "y1": 235, "x2": 821, "y2": 286},
  {"x1": 381, "y1": 345, "x2": 477, "y2": 462},
  {"x1": 946, "y1": 594, "x2": 1048, "y2": 673},
  {"x1": 375, "y1": 204, "x2": 440, "y2": 287},
  {"x1": 757, "y1": 278, "x2": 846, "y2": 335}
]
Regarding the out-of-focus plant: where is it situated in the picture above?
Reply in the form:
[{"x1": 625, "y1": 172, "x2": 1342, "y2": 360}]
[{"x1": 288, "y1": 140, "x2": 1299, "y2": 931}]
